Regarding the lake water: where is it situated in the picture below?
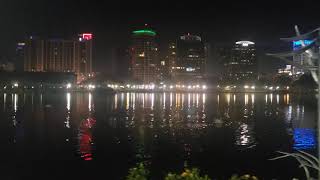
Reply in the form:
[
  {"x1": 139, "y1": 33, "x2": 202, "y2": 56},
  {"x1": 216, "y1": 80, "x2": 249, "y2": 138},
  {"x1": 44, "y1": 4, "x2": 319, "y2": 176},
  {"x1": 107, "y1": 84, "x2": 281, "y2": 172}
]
[{"x1": 1, "y1": 92, "x2": 317, "y2": 179}]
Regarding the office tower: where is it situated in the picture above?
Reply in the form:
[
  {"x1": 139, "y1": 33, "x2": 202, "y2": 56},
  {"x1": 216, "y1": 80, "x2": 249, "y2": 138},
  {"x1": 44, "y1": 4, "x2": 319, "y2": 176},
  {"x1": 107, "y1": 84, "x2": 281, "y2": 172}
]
[
  {"x1": 130, "y1": 28, "x2": 159, "y2": 83},
  {"x1": 76, "y1": 33, "x2": 93, "y2": 82},
  {"x1": 158, "y1": 42, "x2": 176, "y2": 82},
  {"x1": 292, "y1": 40, "x2": 313, "y2": 75},
  {"x1": 111, "y1": 47, "x2": 130, "y2": 78},
  {"x1": 171, "y1": 34, "x2": 206, "y2": 82},
  {"x1": 223, "y1": 41, "x2": 257, "y2": 84},
  {"x1": 24, "y1": 36, "x2": 44, "y2": 72},
  {"x1": 167, "y1": 42, "x2": 177, "y2": 78},
  {"x1": 14, "y1": 42, "x2": 26, "y2": 72},
  {"x1": 23, "y1": 33, "x2": 93, "y2": 82}
]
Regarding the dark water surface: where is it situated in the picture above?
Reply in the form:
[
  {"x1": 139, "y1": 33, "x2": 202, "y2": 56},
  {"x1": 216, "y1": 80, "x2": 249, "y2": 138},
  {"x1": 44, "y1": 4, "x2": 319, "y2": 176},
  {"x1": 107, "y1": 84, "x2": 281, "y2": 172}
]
[{"x1": 1, "y1": 92, "x2": 317, "y2": 179}]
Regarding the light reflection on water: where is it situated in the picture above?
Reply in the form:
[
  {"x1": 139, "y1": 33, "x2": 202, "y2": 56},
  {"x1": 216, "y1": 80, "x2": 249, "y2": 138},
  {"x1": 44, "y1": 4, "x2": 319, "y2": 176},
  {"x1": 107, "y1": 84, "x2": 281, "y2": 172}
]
[
  {"x1": 4, "y1": 92, "x2": 317, "y2": 178},
  {"x1": 102, "y1": 92, "x2": 315, "y2": 149}
]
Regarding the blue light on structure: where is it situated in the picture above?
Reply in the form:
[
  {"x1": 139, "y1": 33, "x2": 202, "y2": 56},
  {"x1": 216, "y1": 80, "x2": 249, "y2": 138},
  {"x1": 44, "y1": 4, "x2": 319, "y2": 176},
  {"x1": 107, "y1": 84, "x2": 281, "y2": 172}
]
[
  {"x1": 293, "y1": 128, "x2": 316, "y2": 150},
  {"x1": 292, "y1": 40, "x2": 313, "y2": 49}
]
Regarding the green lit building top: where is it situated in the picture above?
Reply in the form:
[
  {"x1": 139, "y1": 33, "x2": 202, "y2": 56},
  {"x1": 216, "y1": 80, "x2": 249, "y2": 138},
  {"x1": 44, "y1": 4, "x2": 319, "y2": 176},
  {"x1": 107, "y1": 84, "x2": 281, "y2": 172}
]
[
  {"x1": 132, "y1": 29, "x2": 156, "y2": 36},
  {"x1": 130, "y1": 27, "x2": 158, "y2": 83}
]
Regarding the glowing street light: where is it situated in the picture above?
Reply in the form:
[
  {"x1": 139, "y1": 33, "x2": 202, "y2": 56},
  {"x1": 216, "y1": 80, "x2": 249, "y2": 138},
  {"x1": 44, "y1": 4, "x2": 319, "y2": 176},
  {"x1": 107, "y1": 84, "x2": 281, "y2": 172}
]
[
  {"x1": 202, "y1": 85, "x2": 207, "y2": 90},
  {"x1": 88, "y1": 84, "x2": 95, "y2": 90},
  {"x1": 66, "y1": 83, "x2": 72, "y2": 89}
]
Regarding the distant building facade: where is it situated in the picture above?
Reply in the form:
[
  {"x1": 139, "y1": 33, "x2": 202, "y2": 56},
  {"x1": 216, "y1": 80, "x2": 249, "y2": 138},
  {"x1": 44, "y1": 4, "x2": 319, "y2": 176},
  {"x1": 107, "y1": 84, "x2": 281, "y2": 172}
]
[
  {"x1": 111, "y1": 47, "x2": 131, "y2": 78},
  {"x1": 276, "y1": 40, "x2": 314, "y2": 78},
  {"x1": 223, "y1": 41, "x2": 257, "y2": 84},
  {"x1": 130, "y1": 28, "x2": 159, "y2": 83},
  {"x1": 160, "y1": 42, "x2": 177, "y2": 82},
  {"x1": 14, "y1": 42, "x2": 26, "y2": 72},
  {"x1": 278, "y1": 64, "x2": 294, "y2": 76},
  {"x1": 170, "y1": 34, "x2": 206, "y2": 82},
  {"x1": 23, "y1": 33, "x2": 93, "y2": 82},
  {"x1": 292, "y1": 40, "x2": 313, "y2": 75}
]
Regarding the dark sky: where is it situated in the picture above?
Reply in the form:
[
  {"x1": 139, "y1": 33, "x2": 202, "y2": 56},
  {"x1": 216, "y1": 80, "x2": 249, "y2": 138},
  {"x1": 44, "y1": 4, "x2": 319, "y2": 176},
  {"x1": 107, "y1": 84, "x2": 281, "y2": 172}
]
[{"x1": 0, "y1": 0, "x2": 319, "y2": 73}]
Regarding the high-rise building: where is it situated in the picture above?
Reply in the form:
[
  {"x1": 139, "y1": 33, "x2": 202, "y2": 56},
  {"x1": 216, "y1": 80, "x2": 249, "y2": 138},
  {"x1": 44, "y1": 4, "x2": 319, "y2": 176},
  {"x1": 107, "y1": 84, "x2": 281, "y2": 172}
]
[
  {"x1": 76, "y1": 33, "x2": 93, "y2": 82},
  {"x1": 171, "y1": 34, "x2": 206, "y2": 82},
  {"x1": 167, "y1": 42, "x2": 177, "y2": 71},
  {"x1": 24, "y1": 37, "x2": 44, "y2": 72},
  {"x1": 23, "y1": 33, "x2": 93, "y2": 82},
  {"x1": 130, "y1": 28, "x2": 159, "y2": 83},
  {"x1": 111, "y1": 47, "x2": 131, "y2": 78},
  {"x1": 14, "y1": 42, "x2": 26, "y2": 72},
  {"x1": 223, "y1": 41, "x2": 257, "y2": 84},
  {"x1": 160, "y1": 42, "x2": 177, "y2": 82},
  {"x1": 292, "y1": 40, "x2": 313, "y2": 75}
]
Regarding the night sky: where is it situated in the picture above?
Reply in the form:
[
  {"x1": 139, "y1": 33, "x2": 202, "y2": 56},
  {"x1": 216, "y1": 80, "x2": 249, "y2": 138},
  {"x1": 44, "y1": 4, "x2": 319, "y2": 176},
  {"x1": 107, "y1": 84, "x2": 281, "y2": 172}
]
[{"x1": 0, "y1": 0, "x2": 319, "y2": 73}]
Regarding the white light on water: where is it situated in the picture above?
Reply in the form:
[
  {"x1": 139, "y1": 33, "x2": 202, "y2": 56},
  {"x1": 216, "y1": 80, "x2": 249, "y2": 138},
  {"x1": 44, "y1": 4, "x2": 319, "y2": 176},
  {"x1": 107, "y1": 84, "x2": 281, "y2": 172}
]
[
  {"x1": 245, "y1": 94, "x2": 249, "y2": 105},
  {"x1": 226, "y1": 93, "x2": 231, "y2": 105},
  {"x1": 66, "y1": 93, "x2": 71, "y2": 111},
  {"x1": 251, "y1": 94, "x2": 255, "y2": 104},
  {"x1": 14, "y1": 94, "x2": 18, "y2": 112},
  {"x1": 88, "y1": 93, "x2": 92, "y2": 112}
]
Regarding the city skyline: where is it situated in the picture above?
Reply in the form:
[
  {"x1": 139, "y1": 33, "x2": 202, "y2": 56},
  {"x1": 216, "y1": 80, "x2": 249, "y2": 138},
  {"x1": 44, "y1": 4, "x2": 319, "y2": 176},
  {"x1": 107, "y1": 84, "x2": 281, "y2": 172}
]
[
  {"x1": 0, "y1": 2, "x2": 319, "y2": 179},
  {"x1": 0, "y1": 0, "x2": 319, "y2": 74}
]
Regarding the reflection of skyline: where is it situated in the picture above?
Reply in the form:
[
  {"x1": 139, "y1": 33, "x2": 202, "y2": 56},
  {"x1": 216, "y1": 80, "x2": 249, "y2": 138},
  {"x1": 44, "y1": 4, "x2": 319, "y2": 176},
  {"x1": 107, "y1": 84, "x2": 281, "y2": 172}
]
[
  {"x1": 65, "y1": 93, "x2": 71, "y2": 128},
  {"x1": 1, "y1": 92, "x2": 316, "y2": 155},
  {"x1": 235, "y1": 123, "x2": 255, "y2": 147},
  {"x1": 3, "y1": 93, "x2": 6, "y2": 111},
  {"x1": 293, "y1": 128, "x2": 316, "y2": 150},
  {"x1": 13, "y1": 94, "x2": 18, "y2": 127},
  {"x1": 78, "y1": 117, "x2": 96, "y2": 161}
]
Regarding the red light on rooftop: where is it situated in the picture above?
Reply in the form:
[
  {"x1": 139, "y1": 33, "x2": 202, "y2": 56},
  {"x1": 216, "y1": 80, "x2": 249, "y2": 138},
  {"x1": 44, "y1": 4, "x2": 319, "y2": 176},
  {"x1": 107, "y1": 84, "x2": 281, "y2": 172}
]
[{"x1": 82, "y1": 33, "x2": 93, "y2": 40}]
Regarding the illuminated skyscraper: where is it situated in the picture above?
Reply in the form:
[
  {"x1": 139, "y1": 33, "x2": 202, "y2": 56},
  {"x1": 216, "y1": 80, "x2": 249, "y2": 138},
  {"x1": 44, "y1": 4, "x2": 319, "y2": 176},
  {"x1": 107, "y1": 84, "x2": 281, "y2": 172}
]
[
  {"x1": 14, "y1": 42, "x2": 26, "y2": 72},
  {"x1": 76, "y1": 33, "x2": 93, "y2": 82},
  {"x1": 223, "y1": 41, "x2": 257, "y2": 84},
  {"x1": 292, "y1": 40, "x2": 313, "y2": 75},
  {"x1": 130, "y1": 28, "x2": 159, "y2": 83},
  {"x1": 161, "y1": 42, "x2": 177, "y2": 81},
  {"x1": 24, "y1": 33, "x2": 93, "y2": 82},
  {"x1": 171, "y1": 34, "x2": 206, "y2": 82},
  {"x1": 24, "y1": 37, "x2": 44, "y2": 72}
]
